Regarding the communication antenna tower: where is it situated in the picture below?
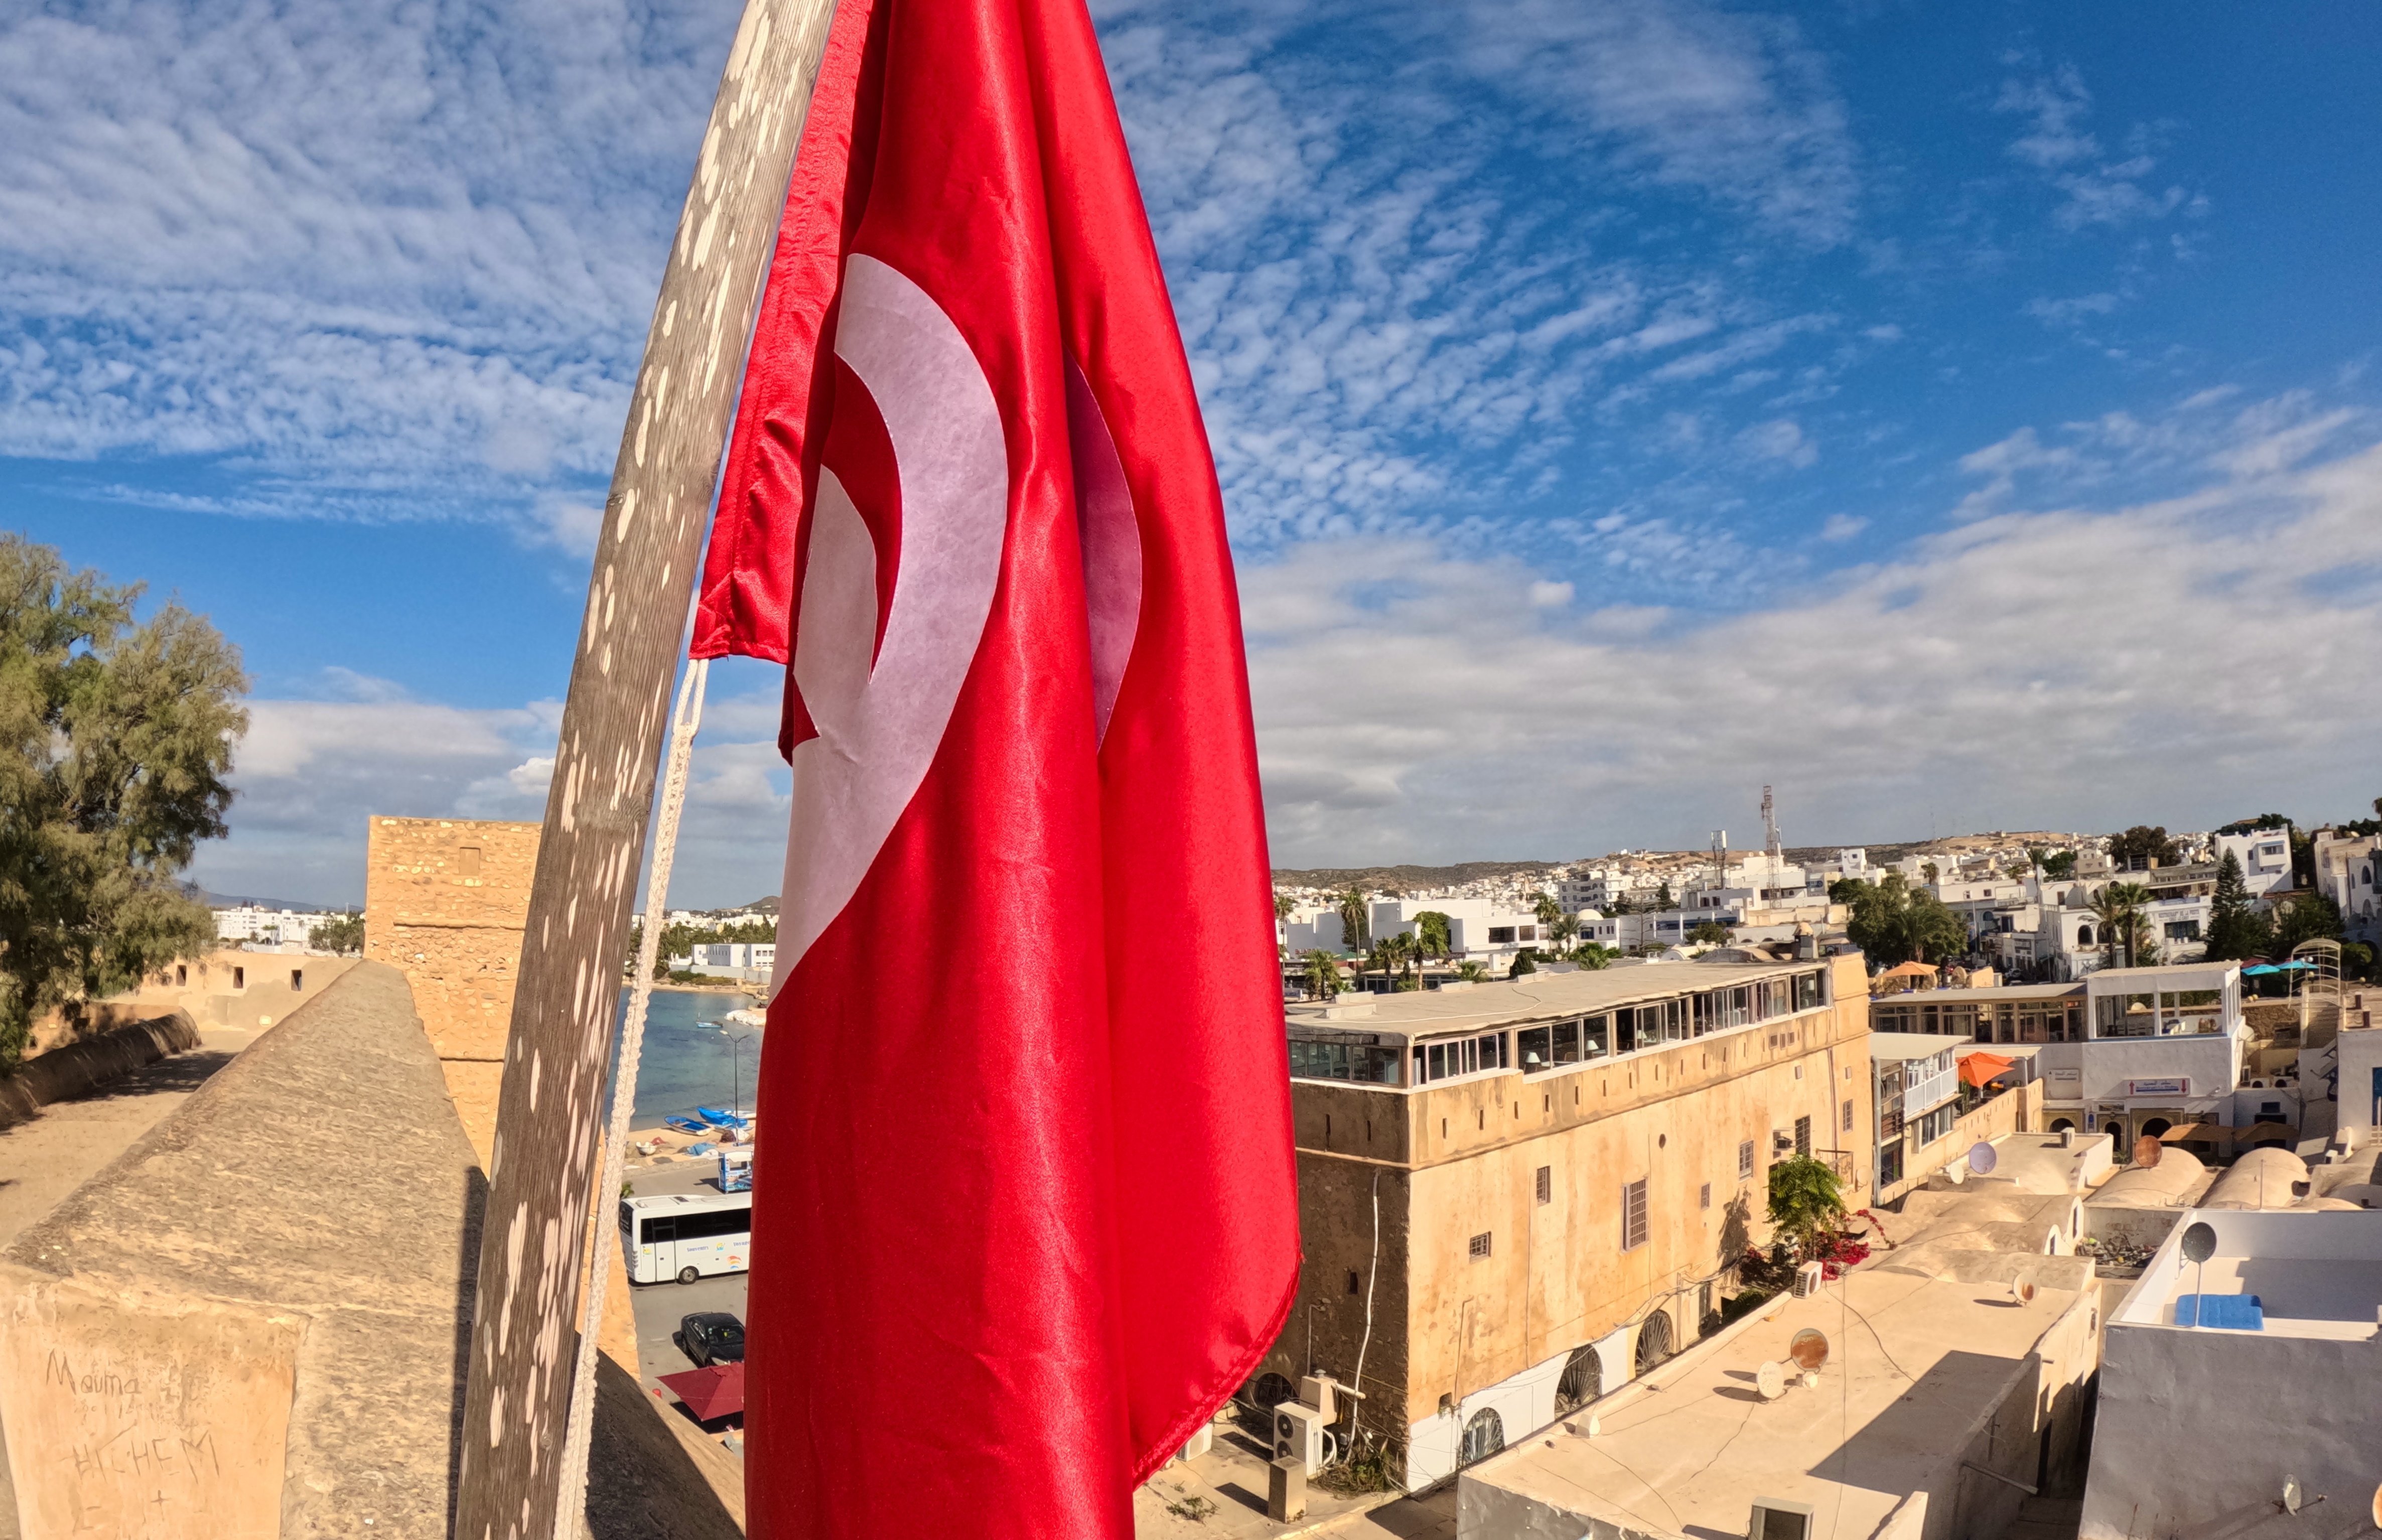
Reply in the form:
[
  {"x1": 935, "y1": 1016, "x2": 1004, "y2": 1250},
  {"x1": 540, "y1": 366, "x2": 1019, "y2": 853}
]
[{"x1": 1762, "y1": 785, "x2": 1782, "y2": 869}]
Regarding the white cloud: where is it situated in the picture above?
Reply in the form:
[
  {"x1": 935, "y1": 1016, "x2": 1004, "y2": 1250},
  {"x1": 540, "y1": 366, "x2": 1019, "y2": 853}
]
[
  {"x1": 0, "y1": 0, "x2": 736, "y2": 508},
  {"x1": 1244, "y1": 436, "x2": 2382, "y2": 863},
  {"x1": 1992, "y1": 61, "x2": 2202, "y2": 233},
  {"x1": 1454, "y1": 0, "x2": 1859, "y2": 246},
  {"x1": 1818, "y1": 513, "x2": 1866, "y2": 541},
  {"x1": 1738, "y1": 417, "x2": 1817, "y2": 468}
]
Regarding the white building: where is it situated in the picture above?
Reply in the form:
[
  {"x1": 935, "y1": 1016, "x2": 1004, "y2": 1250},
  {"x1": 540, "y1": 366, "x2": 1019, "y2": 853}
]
[
  {"x1": 2085, "y1": 1209, "x2": 2382, "y2": 1540},
  {"x1": 2030, "y1": 962, "x2": 2249, "y2": 1153},
  {"x1": 2313, "y1": 829, "x2": 2380, "y2": 945},
  {"x1": 2214, "y1": 829, "x2": 2298, "y2": 898},
  {"x1": 1871, "y1": 1033, "x2": 1965, "y2": 1196},
  {"x1": 213, "y1": 905, "x2": 338, "y2": 951},
  {"x1": 671, "y1": 941, "x2": 776, "y2": 981}
]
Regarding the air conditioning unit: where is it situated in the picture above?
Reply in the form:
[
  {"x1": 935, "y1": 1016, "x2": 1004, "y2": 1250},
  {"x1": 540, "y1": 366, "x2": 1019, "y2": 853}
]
[
  {"x1": 1750, "y1": 1496, "x2": 1816, "y2": 1540},
  {"x1": 1275, "y1": 1401, "x2": 1327, "y2": 1476},
  {"x1": 1772, "y1": 1130, "x2": 1794, "y2": 1152},
  {"x1": 1791, "y1": 1262, "x2": 1825, "y2": 1298},
  {"x1": 1298, "y1": 1374, "x2": 1337, "y2": 1421}
]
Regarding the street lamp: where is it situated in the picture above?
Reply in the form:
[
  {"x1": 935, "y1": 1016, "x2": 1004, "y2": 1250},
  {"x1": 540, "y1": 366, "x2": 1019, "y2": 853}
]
[{"x1": 719, "y1": 1029, "x2": 755, "y2": 1119}]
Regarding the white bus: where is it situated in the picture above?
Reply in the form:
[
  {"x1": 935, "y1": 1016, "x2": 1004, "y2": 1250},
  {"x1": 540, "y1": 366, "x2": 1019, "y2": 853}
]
[{"x1": 621, "y1": 1192, "x2": 753, "y2": 1285}]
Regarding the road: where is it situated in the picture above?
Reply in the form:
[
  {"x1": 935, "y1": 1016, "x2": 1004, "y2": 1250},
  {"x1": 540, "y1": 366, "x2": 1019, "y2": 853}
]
[{"x1": 622, "y1": 1146, "x2": 751, "y2": 1440}]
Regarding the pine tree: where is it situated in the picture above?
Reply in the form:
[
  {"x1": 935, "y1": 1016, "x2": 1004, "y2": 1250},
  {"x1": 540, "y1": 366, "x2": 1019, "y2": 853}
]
[{"x1": 2204, "y1": 849, "x2": 2269, "y2": 960}]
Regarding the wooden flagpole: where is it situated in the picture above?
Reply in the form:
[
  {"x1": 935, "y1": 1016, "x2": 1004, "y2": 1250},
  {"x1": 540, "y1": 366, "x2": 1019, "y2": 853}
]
[{"x1": 451, "y1": 2, "x2": 836, "y2": 1533}]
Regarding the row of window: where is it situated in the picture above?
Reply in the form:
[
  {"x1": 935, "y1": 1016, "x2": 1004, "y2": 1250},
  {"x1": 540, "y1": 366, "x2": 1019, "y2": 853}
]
[
  {"x1": 1873, "y1": 999, "x2": 2083, "y2": 1044},
  {"x1": 1397, "y1": 971, "x2": 1828, "y2": 1088},
  {"x1": 1286, "y1": 1039, "x2": 1401, "y2": 1084}
]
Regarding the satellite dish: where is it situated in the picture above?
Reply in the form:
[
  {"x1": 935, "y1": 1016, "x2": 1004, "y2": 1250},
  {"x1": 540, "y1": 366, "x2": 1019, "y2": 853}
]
[
  {"x1": 2283, "y1": 1477, "x2": 2304, "y2": 1515},
  {"x1": 1789, "y1": 1329, "x2": 1831, "y2": 1372},
  {"x1": 2368, "y1": 1480, "x2": 2381, "y2": 1530},
  {"x1": 1968, "y1": 1141, "x2": 1999, "y2": 1175},
  {"x1": 1947, "y1": 1162, "x2": 1968, "y2": 1186},
  {"x1": 2134, "y1": 1136, "x2": 2164, "y2": 1169},
  {"x1": 1586, "y1": 1414, "x2": 1602, "y2": 1438},
  {"x1": 2181, "y1": 1222, "x2": 2218, "y2": 1264},
  {"x1": 2011, "y1": 1273, "x2": 2039, "y2": 1306},
  {"x1": 1755, "y1": 1361, "x2": 1786, "y2": 1401}
]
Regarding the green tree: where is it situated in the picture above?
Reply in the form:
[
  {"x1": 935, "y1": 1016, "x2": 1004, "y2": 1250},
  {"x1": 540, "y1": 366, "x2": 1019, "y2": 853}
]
[
  {"x1": 2272, "y1": 892, "x2": 2345, "y2": 956},
  {"x1": 2108, "y1": 825, "x2": 2181, "y2": 869},
  {"x1": 1508, "y1": 947, "x2": 1538, "y2": 977},
  {"x1": 1652, "y1": 880, "x2": 1675, "y2": 910},
  {"x1": 1766, "y1": 1154, "x2": 1847, "y2": 1264},
  {"x1": 1336, "y1": 886, "x2": 1370, "y2": 958},
  {"x1": 1273, "y1": 891, "x2": 1296, "y2": 924},
  {"x1": 1568, "y1": 941, "x2": 1617, "y2": 969},
  {"x1": 1300, "y1": 949, "x2": 1341, "y2": 1000},
  {"x1": 1688, "y1": 920, "x2": 1732, "y2": 945},
  {"x1": 1550, "y1": 913, "x2": 1581, "y2": 953},
  {"x1": 2203, "y1": 850, "x2": 2267, "y2": 960},
  {"x1": 1831, "y1": 874, "x2": 1966, "y2": 968},
  {"x1": 1454, "y1": 960, "x2": 1487, "y2": 982},
  {"x1": 309, "y1": 911, "x2": 365, "y2": 956},
  {"x1": 1415, "y1": 910, "x2": 1454, "y2": 970},
  {"x1": 2039, "y1": 850, "x2": 2078, "y2": 880},
  {"x1": 1531, "y1": 891, "x2": 1561, "y2": 936},
  {"x1": 0, "y1": 537, "x2": 246, "y2": 1066}
]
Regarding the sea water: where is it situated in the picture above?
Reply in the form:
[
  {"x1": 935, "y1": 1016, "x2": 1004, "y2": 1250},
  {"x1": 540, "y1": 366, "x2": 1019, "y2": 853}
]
[{"x1": 607, "y1": 987, "x2": 762, "y2": 1127}]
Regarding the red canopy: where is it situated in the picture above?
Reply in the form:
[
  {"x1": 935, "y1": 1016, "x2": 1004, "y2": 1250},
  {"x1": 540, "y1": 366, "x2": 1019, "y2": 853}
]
[
  {"x1": 658, "y1": 1361, "x2": 746, "y2": 1422},
  {"x1": 1959, "y1": 1052, "x2": 2017, "y2": 1088}
]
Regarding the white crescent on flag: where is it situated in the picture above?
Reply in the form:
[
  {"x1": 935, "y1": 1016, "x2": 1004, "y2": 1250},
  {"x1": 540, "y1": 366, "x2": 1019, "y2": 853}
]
[{"x1": 770, "y1": 254, "x2": 1009, "y2": 991}]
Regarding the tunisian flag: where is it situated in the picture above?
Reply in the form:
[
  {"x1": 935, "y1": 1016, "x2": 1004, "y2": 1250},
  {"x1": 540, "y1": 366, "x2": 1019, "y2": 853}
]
[{"x1": 691, "y1": 0, "x2": 1300, "y2": 1532}]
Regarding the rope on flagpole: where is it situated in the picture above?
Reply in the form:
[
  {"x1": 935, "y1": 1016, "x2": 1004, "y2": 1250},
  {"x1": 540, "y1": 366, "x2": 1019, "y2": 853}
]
[{"x1": 554, "y1": 654, "x2": 711, "y2": 1539}]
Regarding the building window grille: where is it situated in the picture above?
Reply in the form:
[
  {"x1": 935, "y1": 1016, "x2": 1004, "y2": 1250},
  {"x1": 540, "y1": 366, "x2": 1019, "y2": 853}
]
[
  {"x1": 1620, "y1": 1180, "x2": 1648, "y2": 1251},
  {"x1": 1535, "y1": 1166, "x2": 1552, "y2": 1204},
  {"x1": 1468, "y1": 1232, "x2": 1492, "y2": 1261},
  {"x1": 1700, "y1": 1181, "x2": 1712, "y2": 1210},
  {"x1": 1842, "y1": 1098, "x2": 1854, "y2": 1133},
  {"x1": 1794, "y1": 1115, "x2": 1811, "y2": 1157}
]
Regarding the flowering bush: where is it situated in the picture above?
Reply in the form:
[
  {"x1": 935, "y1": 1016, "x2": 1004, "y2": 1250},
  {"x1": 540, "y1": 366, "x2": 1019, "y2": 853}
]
[{"x1": 1811, "y1": 1231, "x2": 1871, "y2": 1280}]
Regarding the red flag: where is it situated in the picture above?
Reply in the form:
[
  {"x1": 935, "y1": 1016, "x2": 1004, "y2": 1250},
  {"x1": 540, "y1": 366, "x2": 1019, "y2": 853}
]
[{"x1": 694, "y1": 0, "x2": 1301, "y2": 1532}]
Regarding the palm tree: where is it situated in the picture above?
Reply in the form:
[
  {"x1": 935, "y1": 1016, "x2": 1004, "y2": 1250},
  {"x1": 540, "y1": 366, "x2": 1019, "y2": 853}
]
[
  {"x1": 1531, "y1": 891, "x2": 1561, "y2": 942},
  {"x1": 1550, "y1": 913, "x2": 1581, "y2": 953},
  {"x1": 1300, "y1": 950, "x2": 1340, "y2": 1000},
  {"x1": 2091, "y1": 882, "x2": 2151, "y2": 968},
  {"x1": 1336, "y1": 886, "x2": 1370, "y2": 961}
]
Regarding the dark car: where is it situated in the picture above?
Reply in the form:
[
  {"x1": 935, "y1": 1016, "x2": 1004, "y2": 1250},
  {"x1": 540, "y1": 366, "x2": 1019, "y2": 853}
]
[{"x1": 677, "y1": 1311, "x2": 746, "y2": 1368}]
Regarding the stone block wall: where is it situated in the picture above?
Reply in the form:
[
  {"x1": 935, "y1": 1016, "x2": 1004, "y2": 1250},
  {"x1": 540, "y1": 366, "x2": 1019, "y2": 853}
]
[{"x1": 364, "y1": 815, "x2": 542, "y2": 1161}]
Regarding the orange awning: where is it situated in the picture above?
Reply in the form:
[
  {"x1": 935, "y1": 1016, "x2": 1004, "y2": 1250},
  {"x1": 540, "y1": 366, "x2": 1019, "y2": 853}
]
[
  {"x1": 1881, "y1": 961, "x2": 1939, "y2": 978},
  {"x1": 1959, "y1": 1051, "x2": 2016, "y2": 1087}
]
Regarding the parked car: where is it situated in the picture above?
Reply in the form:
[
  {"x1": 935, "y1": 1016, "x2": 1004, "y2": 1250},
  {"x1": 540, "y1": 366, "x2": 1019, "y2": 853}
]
[{"x1": 676, "y1": 1311, "x2": 746, "y2": 1368}]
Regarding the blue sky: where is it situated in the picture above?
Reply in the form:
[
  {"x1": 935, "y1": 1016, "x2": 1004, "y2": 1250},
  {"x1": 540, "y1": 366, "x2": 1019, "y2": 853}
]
[{"x1": 4, "y1": 0, "x2": 2381, "y2": 904}]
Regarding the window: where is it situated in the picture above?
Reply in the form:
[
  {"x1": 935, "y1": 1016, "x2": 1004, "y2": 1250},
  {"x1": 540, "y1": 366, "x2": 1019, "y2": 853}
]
[
  {"x1": 1738, "y1": 1140, "x2": 1755, "y2": 1180},
  {"x1": 1581, "y1": 1014, "x2": 1611, "y2": 1058},
  {"x1": 1917, "y1": 1103, "x2": 1957, "y2": 1145},
  {"x1": 1879, "y1": 1141, "x2": 1905, "y2": 1185},
  {"x1": 1620, "y1": 1179, "x2": 1648, "y2": 1250},
  {"x1": 2165, "y1": 920, "x2": 2201, "y2": 941},
  {"x1": 1347, "y1": 1270, "x2": 1361, "y2": 1295},
  {"x1": 1488, "y1": 926, "x2": 1516, "y2": 944},
  {"x1": 1535, "y1": 1166, "x2": 1552, "y2": 1205},
  {"x1": 1699, "y1": 1181, "x2": 1712, "y2": 1210},
  {"x1": 175, "y1": 964, "x2": 187, "y2": 987},
  {"x1": 232, "y1": 966, "x2": 244, "y2": 990},
  {"x1": 1518, "y1": 925, "x2": 1537, "y2": 942},
  {"x1": 1794, "y1": 1115, "x2": 1811, "y2": 1157},
  {"x1": 1518, "y1": 1025, "x2": 1552, "y2": 1069},
  {"x1": 1842, "y1": 1098, "x2": 1854, "y2": 1133},
  {"x1": 1291, "y1": 1039, "x2": 1400, "y2": 1084},
  {"x1": 1469, "y1": 1231, "x2": 1493, "y2": 1260},
  {"x1": 291, "y1": 969, "x2": 304, "y2": 991}
]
